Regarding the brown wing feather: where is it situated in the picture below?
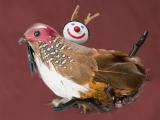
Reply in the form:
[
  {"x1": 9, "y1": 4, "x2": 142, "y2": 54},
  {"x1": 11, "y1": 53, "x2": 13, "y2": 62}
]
[{"x1": 93, "y1": 50, "x2": 146, "y2": 90}]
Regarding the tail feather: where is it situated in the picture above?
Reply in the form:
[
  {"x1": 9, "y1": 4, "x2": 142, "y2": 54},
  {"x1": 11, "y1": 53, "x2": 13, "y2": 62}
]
[{"x1": 129, "y1": 31, "x2": 148, "y2": 57}]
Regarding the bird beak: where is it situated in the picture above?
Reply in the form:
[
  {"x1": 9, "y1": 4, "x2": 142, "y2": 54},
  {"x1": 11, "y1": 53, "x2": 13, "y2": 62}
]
[{"x1": 18, "y1": 36, "x2": 28, "y2": 45}]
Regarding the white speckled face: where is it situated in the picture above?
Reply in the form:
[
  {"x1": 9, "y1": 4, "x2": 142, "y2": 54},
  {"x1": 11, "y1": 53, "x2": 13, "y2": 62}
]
[{"x1": 63, "y1": 21, "x2": 89, "y2": 44}]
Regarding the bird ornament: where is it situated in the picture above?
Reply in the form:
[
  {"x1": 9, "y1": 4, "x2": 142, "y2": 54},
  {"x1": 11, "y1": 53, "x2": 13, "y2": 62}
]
[{"x1": 19, "y1": 5, "x2": 148, "y2": 113}]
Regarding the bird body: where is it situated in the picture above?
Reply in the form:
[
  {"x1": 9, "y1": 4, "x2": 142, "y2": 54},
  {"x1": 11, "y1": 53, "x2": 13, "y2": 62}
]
[
  {"x1": 34, "y1": 54, "x2": 89, "y2": 99},
  {"x1": 19, "y1": 23, "x2": 147, "y2": 112},
  {"x1": 31, "y1": 35, "x2": 103, "y2": 100}
]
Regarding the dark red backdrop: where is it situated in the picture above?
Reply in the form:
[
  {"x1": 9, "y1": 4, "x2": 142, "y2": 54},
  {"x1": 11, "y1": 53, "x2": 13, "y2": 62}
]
[{"x1": 0, "y1": 0, "x2": 159, "y2": 120}]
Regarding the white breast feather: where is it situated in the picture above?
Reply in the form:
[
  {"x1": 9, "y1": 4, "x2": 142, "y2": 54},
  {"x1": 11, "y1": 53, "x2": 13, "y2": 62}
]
[{"x1": 34, "y1": 55, "x2": 89, "y2": 99}]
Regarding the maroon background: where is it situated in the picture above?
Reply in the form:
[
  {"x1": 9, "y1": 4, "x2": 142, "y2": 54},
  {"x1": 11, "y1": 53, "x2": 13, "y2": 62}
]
[{"x1": 0, "y1": 0, "x2": 160, "y2": 120}]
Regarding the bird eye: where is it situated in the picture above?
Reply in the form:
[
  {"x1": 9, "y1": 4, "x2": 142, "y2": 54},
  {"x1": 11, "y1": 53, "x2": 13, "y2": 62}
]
[{"x1": 34, "y1": 31, "x2": 40, "y2": 37}]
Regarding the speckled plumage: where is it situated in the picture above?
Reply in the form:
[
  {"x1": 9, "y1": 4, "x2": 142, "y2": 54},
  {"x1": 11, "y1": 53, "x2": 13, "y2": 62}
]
[{"x1": 29, "y1": 35, "x2": 146, "y2": 106}]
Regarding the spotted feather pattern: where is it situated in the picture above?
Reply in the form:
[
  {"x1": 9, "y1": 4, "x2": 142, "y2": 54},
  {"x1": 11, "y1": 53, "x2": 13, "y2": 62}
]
[{"x1": 39, "y1": 36, "x2": 73, "y2": 69}]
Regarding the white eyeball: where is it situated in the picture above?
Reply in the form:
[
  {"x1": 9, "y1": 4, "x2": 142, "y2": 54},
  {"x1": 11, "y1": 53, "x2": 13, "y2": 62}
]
[{"x1": 63, "y1": 21, "x2": 89, "y2": 44}]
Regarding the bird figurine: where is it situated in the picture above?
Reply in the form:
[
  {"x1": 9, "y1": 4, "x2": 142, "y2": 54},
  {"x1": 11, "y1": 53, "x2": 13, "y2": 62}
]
[
  {"x1": 63, "y1": 5, "x2": 100, "y2": 44},
  {"x1": 19, "y1": 7, "x2": 148, "y2": 113}
]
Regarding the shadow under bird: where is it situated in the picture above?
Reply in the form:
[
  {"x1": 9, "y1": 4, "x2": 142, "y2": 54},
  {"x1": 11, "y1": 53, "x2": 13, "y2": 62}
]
[{"x1": 19, "y1": 23, "x2": 148, "y2": 113}]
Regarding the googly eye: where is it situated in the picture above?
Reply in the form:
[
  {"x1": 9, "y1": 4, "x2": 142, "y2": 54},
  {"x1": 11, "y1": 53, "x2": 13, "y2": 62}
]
[
  {"x1": 81, "y1": 25, "x2": 84, "y2": 29},
  {"x1": 71, "y1": 23, "x2": 75, "y2": 26}
]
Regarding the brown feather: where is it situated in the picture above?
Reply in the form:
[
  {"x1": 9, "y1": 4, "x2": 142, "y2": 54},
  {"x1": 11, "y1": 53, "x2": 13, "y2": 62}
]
[
  {"x1": 30, "y1": 36, "x2": 147, "y2": 110},
  {"x1": 93, "y1": 50, "x2": 146, "y2": 97}
]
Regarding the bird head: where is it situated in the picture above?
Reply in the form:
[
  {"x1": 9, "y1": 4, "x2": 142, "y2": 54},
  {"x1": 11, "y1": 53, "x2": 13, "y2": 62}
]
[
  {"x1": 19, "y1": 23, "x2": 59, "y2": 73},
  {"x1": 19, "y1": 23, "x2": 59, "y2": 46}
]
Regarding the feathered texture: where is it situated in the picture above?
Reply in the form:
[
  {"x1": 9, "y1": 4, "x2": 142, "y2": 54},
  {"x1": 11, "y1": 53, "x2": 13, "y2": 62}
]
[
  {"x1": 29, "y1": 36, "x2": 147, "y2": 99},
  {"x1": 27, "y1": 44, "x2": 37, "y2": 74},
  {"x1": 93, "y1": 50, "x2": 146, "y2": 97},
  {"x1": 30, "y1": 36, "x2": 146, "y2": 104}
]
